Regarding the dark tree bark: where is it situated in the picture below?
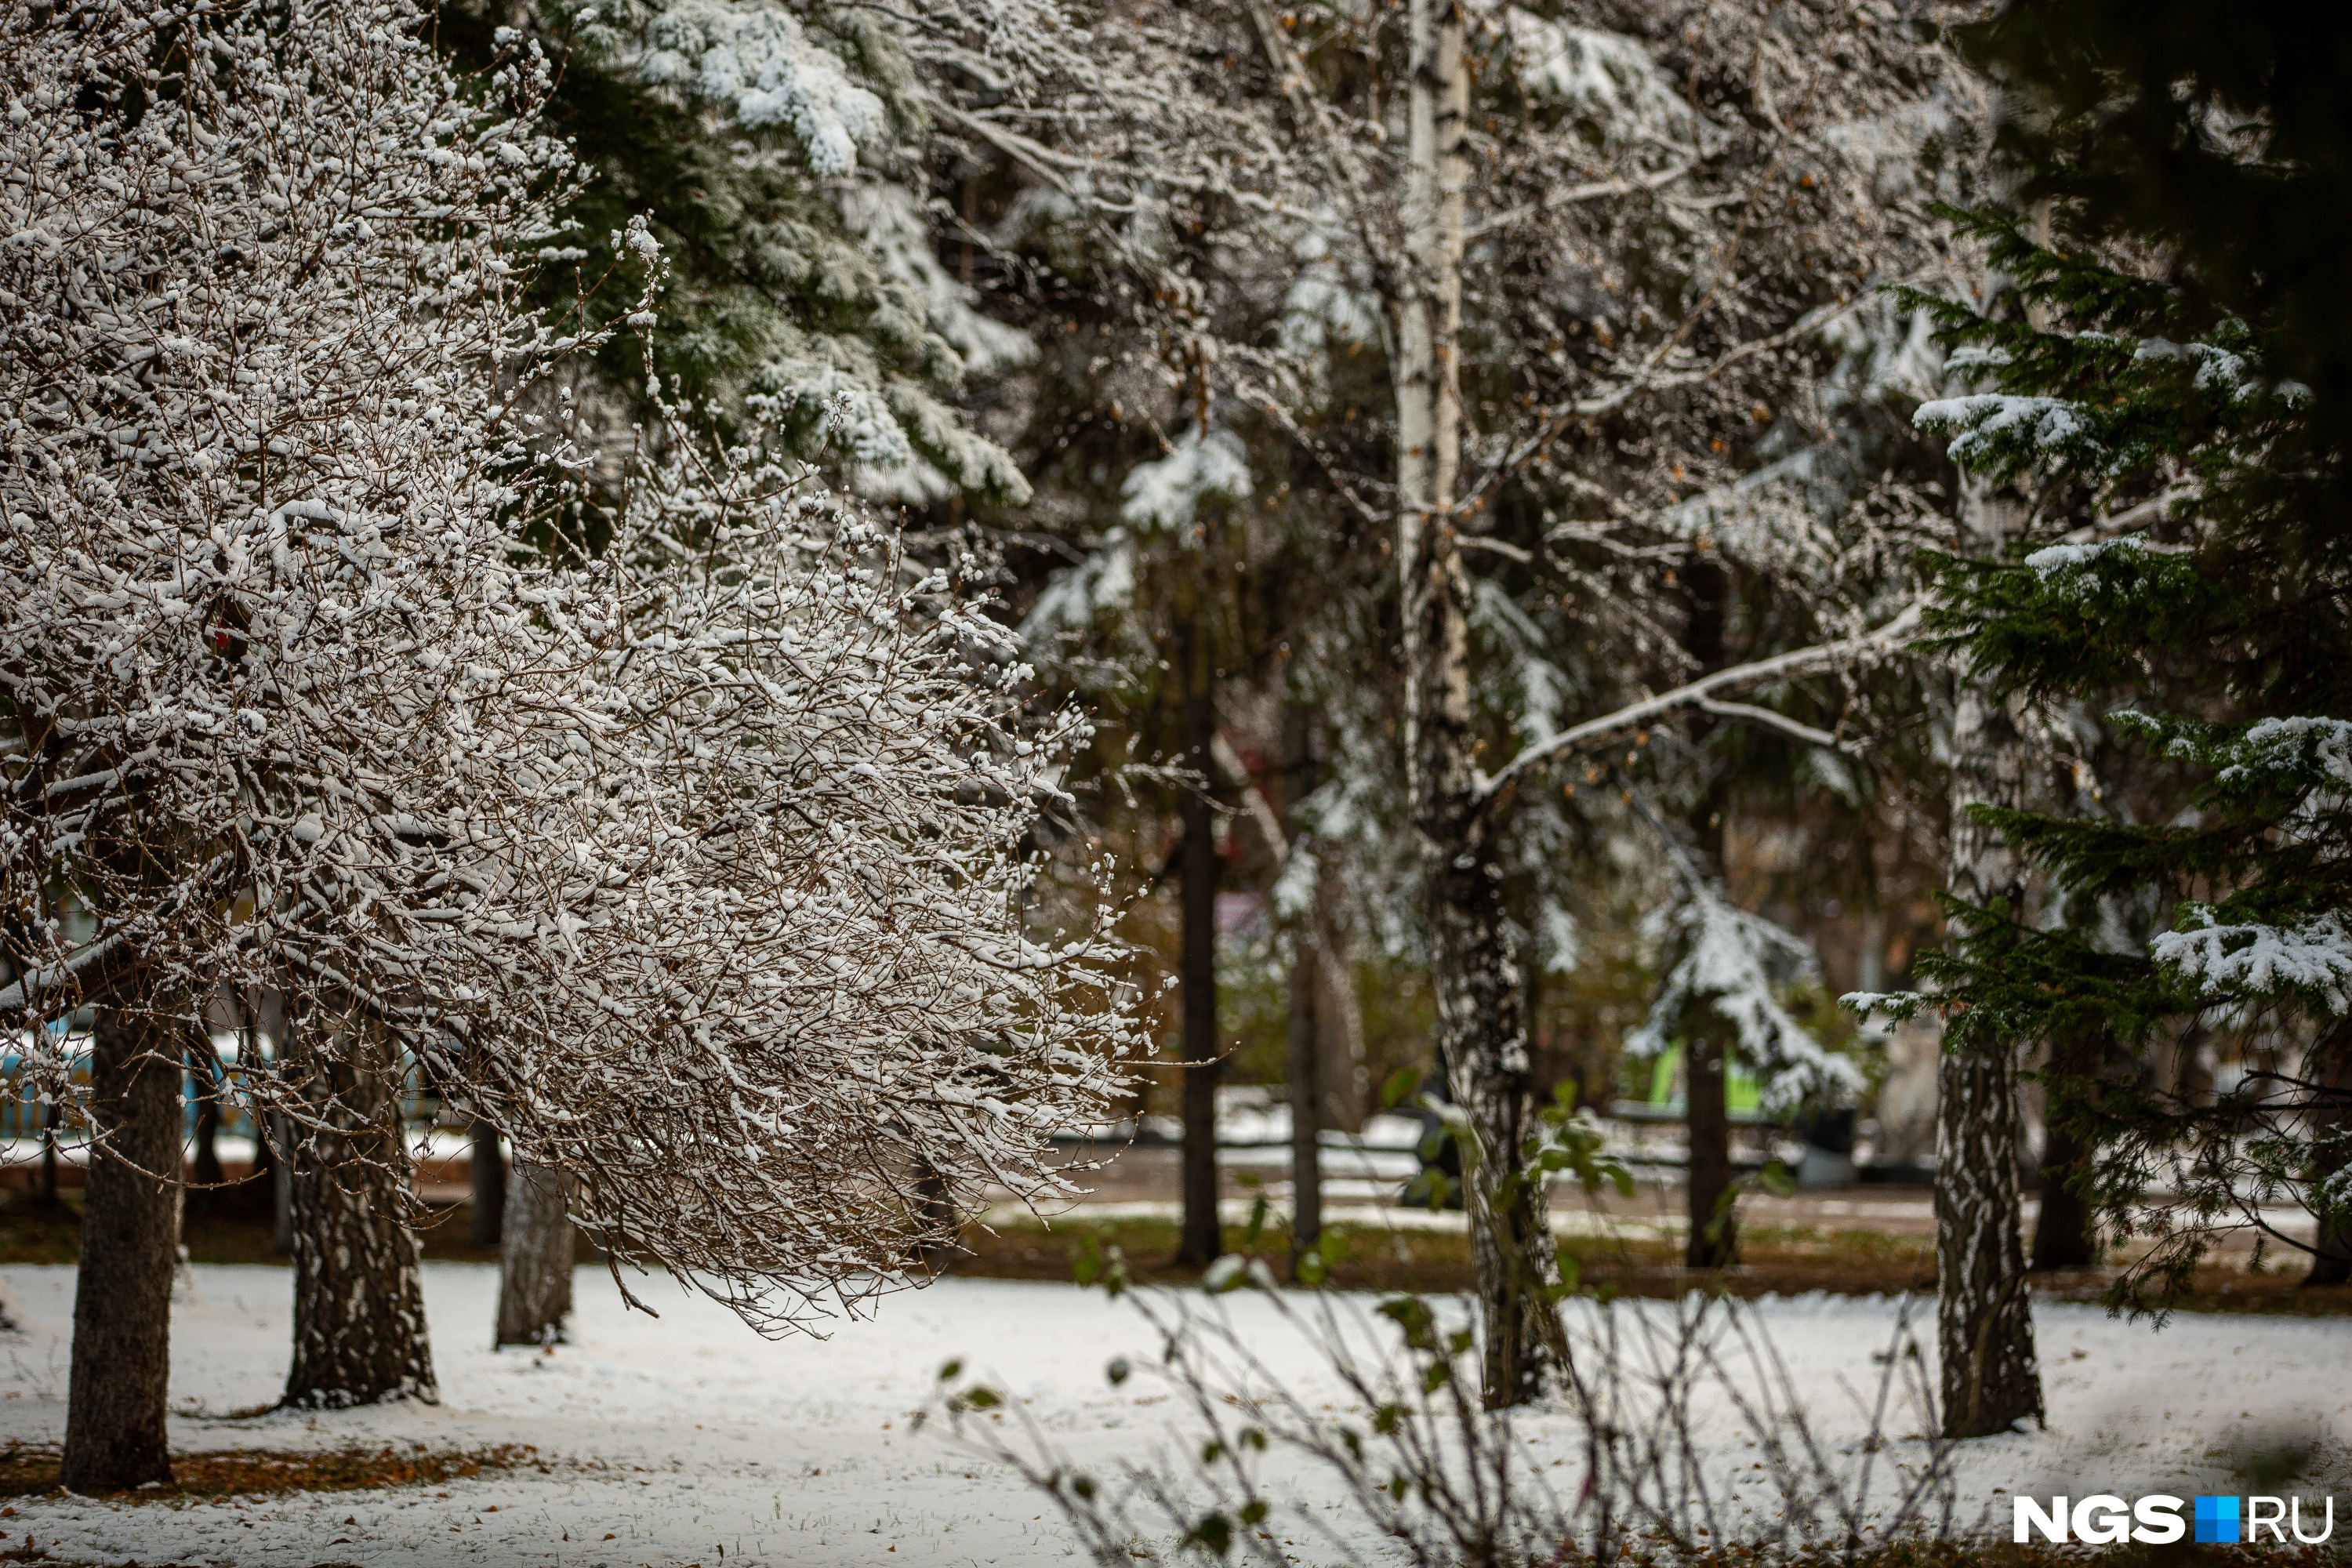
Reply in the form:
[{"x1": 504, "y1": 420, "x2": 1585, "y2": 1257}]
[
  {"x1": 1283, "y1": 704, "x2": 1323, "y2": 1279},
  {"x1": 495, "y1": 1163, "x2": 575, "y2": 1347},
  {"x1": 1679, "y1": 546, "x2": 1738, "y2": 1271},
  {"x1": 2301, "y1": 1046, "x2": 2352, "y2": 1286},
  {"x1": 469, "y1": 1119, "x2": 506, "y2": 1248},
  {"x1": 1287, "y1": 942, "x2": 1323, "y2": 1275},
  {"x1": 245, "y1": 1109, "x2": 276, "y2": 1216},
  {"x1": 269, "y1": 1112, "x2": 293, "y2": 1254},
  {"x1": 1684, "y1": 1015, "x2": 1739, "y2": 1269},
  {"x1": 37, "y1": 1100, "x2": 60, "y2": 1210},
  {"x1": 62, "y1": 1005, "x2": 180, "y2": 1494},
  {"x1": 2029, "y1": 1031, "x2": 2099, "y2": 1272},
  {"x1": 909, "y1": 1160, "x2": 967, "y2": 1275},
  {"x1": 187, "y1": 1047, "x2": 224, "y2": 1210},
  {"x1": 283, "y1": 1011, "x2": 436, "y2": 1408},
  {"x1": 1936, "y1": 482, "x2": 2044, "y2": 1438},
  {"x1": 1175, "y1": 586, "x2": 1223, "y2": 1269},
  {"x1": 2028, "y1": 1115, "x2": 2097, "y2": 1271}
]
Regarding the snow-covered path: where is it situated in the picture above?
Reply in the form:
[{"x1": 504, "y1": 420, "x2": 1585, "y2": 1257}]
[{"x1": 0, "y1": 1263, "x2": 2345, "y2": 1566}]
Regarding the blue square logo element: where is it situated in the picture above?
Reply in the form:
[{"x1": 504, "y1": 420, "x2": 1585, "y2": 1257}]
[{"x1": 2196, "y1": 1496, "x2": 2241, "y2": 1544}]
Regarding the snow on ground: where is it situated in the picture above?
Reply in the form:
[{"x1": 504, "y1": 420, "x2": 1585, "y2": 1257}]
[{"x1": 0, "y1": 1263, "x2": 2346, "y2": 1566}]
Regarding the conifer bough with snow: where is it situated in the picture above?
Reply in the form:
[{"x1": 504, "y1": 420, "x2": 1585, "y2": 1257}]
[{"x1": 0, "y1": 0, "x2": 1135, "y2": 1486}]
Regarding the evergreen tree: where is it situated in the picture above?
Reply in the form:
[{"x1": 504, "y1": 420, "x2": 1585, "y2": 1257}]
[{"x1": 1889, "y1": 1, "x2": 2352, "y2": 1308}]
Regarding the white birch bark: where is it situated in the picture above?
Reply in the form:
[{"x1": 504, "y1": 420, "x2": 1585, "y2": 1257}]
[{"x1": 1398, "y1": 0, "x2": 1551, "y2": 1406}]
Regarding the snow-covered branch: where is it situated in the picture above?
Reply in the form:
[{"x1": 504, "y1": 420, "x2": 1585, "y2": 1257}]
[{"x1": 1475, "y1": 600, "x2": 1925, "y2": 804}]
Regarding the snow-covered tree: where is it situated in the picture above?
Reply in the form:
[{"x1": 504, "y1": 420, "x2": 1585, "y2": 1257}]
[
  {"x1": 987, "y1": 0, "x2": 1973, "y2": 1401},
  {"x1": 0, "y1": 0, "x2": 1135, "y2": 1480},
  {"x1": 446, "y1": 0, "x2": 1044, "y2": 505}
]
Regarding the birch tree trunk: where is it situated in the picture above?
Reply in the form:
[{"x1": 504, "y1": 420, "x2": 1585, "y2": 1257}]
[
  {"x1": 1936, "y1": 485, "x2": 2043, "y2": 1437},
  {"x1": 1397, "y1": 0, "x2": 1548, "y2": 1406},
  {"x1": 1175, "y1": 568, "x2": 1223, "y2": 1269},
  {"x1": 496, "y1": 1163, "x2": 575, "y2": 1347},
  {"x1": 61, "y1": 1004, "x2": 179, "y2": 1493},
  {"x1": 283, "y1": 1010, "x2": 437, "y2": 1408}
]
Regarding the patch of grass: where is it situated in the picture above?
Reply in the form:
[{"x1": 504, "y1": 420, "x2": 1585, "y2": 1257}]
[{"x1": 0, "y1": 1440, "x2": 544, "y2": 1501}]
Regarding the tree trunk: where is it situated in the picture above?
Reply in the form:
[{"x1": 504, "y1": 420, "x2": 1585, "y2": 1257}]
[
  {"x1": 470, "y1": 1119, "x2": 506, "y2": 1247},
  {"x1": 269, "y1": 1112, "x2": 294, "y2": 1254},
  {"x1": 38, "y1": 1100, "x2": 60, "y2": 1209},
  {"x1": 1397, "y1": 0, "x2": 1548, "y2": 1406},
  {"x1": 1684, "y1": 1016, "x2": 1739, "y2": 1269},
  {"x1": 1175, "y1": 582, "x2": 1223, "y2": 1269},
  {"x1": 62, "y1": 1005, "x2": 180, "y2": 1494},
  {"x1": 909, "y1": 1160, "x2": 967, "y2": 1275},
  {"x1": 495, "y1": 1163, "x2": 575, "y2": 1347},
  {"x1": 1288, "y1": 940, "x2": 1323, "y2": 1276},
  {"x1": 2300, "y1": 1046, "x2": 2352, "y2": 1286},
  {"x1": 1283, "y1": 703, "x2": 1323, "y2": 1277},
  {"x1": 2029, "y1": 1029, "x2": 2100, "y2": 1272},
  {"x1": 1680, "y1": 547, "x2": 1738, "y2": 1270},
  {"x1": 1936, "y1": 481, "x2": 2044, "y2": 1437},
  {"x1": 283, "y1": 1010, "x2": 436, "y2": 1408},
  {"x1": 187, "y1": 1048, "x2": 224, "y2": 1209},
  {"x1": 2029, "y1": 1114, "x2": 2096, "y2": 1271}
]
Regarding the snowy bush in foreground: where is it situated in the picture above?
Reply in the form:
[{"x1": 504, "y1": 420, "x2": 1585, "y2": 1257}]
[{"x1": 0, "y1": 0, "x2": 1135, "y2": 1330}]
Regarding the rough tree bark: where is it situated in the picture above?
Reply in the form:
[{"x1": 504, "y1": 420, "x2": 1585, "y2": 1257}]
[
  {"x1": 470, "y1": 1119, "x2": 506, "y2": 1247},
  {"x1": 495, "y1": 1163, "x2": 575, "y2": 1347},
  {"x1": 61, "y1": 1004, "x2": 180, "y2": 1493},
  {"x1": 1175, "y1": 566, "x2": 1224, "y2": 1269},
  {"x1": 1680, "y1": 546, "x2": 1737, "y2": 1270},
  {"x1": 1397, "y1": 0, "x2": 1548, "y2": 1406},
  {"x1": 1936, "y1": 485, "x2": 2044, "y2": 1437},
  {"x1": 283, "y1": 1009, "x2": 437, "y2": 1408}
]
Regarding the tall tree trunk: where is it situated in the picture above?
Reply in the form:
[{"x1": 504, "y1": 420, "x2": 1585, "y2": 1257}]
[
  {"x1": 62, "y1": 1005, "x2": 180, "y2": 1494},
  {"x1": 1398, "y1": 0, "x2": 1548, "y2": 1406},
  {"x1": 2300, "y1": 1045, "x2": 2352, "y2": 1286},
  {"x1": 283, "y1": 1009, "x2": 436, "y2": 1408},
  {"x1": 470, "y1": 1119, "x2": 506, "y2": 1247},
  {"x1": 1175, "y1": 578, "x2": 1223, "y2": 1269},
  {"x1": 1284, "y1": 704, "x2": 1323, "y2": 1277},
  {"x1": 1287, "y1": 942, "x2": 1323, "y2": 1276},
  {"x1": 1685, "y1": 1015, "x2": 1739, "y2": 1269},
  {"x1": 1936, "y1": 484, "x2": 2043, "y2": 1437},
  {"x1": 2029, "y1": 1029, "x2": 2099, "y2": 1272},
  {"x1": 1679, "y1": 547, "x2": 1738, "y2": 1270},
  {"x1": 495, "y1": 1163, "x2": 575, "y2": 1347}
]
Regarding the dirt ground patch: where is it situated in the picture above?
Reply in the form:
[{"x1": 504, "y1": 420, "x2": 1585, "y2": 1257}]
[{"x1": 0, "y1": 1440, "x2": 541, "y2": 1503}]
